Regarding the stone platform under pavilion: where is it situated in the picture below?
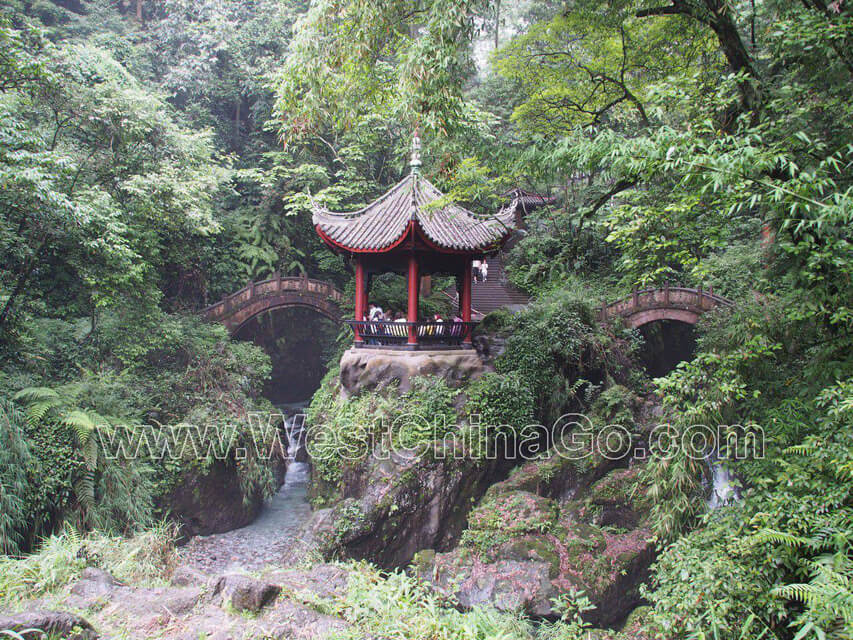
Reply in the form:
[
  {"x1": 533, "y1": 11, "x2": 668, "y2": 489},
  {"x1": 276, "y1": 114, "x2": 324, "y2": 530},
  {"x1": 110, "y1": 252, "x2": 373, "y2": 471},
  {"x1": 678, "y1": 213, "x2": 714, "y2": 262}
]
[{"x1": 338, "y1": 347, "x2": 484, "y2": 396}]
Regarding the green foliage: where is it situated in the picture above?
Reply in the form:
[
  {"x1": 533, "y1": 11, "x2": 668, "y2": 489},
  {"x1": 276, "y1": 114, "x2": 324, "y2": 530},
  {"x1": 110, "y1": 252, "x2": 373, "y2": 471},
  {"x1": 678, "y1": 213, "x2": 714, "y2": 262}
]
[
  {"x1": 549, "y1": 588, "x2": 596, "y2": 637},
  {"x1": 12, "y1": 379, "x2": 155, "y2": 538},
  {"x1": 505, "y1": 212, "x2": 617, "y2": 297},
  {"x1": 493, "y1": 3, "x2": 716, "y2": 133},
  {"x1": 464, "y1": 371, "x2": 534, "y2": 431},
  {"x1": 642, "y1": 508, "x2": 783, "y2": 640},
  {"x1": 0, "y1": 523, "x2": 177, "y2": 605},
  {"x1": 316, "y1": 561, "x2": 537, "y2": 640},
  {"x1": 0, "y1": 24, "x2": 230, "y2": 334},
  {"x1": 0, "y1": 400, "x2": 31, "y2": 555},
  {"x1": 273, "y1": 0, "x2": 487, "y2": 140},
  {"x1": 1, "y1": 313, "x2": 277, "y2": 546},
  {"x1": 644, "y1": 354, "x2": 853, "y2": 638},
  {"x1": 496, "y1": 289, "x2": 636, "y2": 425}
]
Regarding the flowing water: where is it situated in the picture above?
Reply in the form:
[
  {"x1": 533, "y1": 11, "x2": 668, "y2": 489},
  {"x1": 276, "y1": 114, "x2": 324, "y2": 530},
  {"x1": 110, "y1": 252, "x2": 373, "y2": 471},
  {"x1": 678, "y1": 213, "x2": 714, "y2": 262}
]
[
  {"x1": 706, "y1": 453, "x2": 738, "y2": 509},
  {"x1": 243, "y1": 413, "x2": 311, "y2": 539},
  {"x1": 180, "y1": 404, "x2": 314, "y2": 574}
]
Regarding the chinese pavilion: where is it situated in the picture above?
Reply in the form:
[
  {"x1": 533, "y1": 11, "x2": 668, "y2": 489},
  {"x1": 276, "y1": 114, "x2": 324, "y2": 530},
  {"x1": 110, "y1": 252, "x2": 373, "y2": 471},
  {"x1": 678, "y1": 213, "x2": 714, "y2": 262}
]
[{"x1": 312, "y1": 135, "x2": 514, "y2": 349}]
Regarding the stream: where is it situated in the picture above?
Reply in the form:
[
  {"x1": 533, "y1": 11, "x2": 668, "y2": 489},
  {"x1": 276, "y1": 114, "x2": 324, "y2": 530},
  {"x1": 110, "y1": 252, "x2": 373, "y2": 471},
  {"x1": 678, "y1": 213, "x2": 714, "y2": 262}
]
[
  {"x1": 180, "y1": 404, "x2": 313, "y2": 574},
  {"x1": 706, "y1": 452, "x2": 738, "y2": 509}
]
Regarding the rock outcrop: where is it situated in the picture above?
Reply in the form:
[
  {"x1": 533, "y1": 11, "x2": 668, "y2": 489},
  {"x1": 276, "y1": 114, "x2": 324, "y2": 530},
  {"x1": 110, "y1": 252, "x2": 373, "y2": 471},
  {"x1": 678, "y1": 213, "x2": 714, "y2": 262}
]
[
  {"x1": 213, "y1": 573, "x2": 281, "y2": 613},
  {"x1": 10, "y1": 563, "x2": 353, "y2": 640},
  {"x1": 164, "y1": 461, "x2": 266, "y2": 537},
  {"x1": 413, "y1": 448, "x2": 655, "y2": 628},
  {"x1": 339, "y1": 347, "x2": 484, "y2": 395},
  {"x1": 302, "y1": 445, "x2": 508, "y2": 567}
]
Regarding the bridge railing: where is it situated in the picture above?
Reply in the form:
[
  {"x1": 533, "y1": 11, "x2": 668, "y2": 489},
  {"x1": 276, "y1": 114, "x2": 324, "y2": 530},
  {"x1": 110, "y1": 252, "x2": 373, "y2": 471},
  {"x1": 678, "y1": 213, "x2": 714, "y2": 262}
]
[
  {"x1": 346, "y1": 320, "x2": 477, "y2": 349},
  {"x1": 204, "y1": 273, "x2": 343, "y2": 320}
]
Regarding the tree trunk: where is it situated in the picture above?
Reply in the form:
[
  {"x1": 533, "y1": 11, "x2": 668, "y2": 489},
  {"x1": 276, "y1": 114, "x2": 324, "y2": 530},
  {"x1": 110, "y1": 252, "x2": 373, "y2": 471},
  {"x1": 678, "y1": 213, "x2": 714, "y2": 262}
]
[
  {"x1": 636, "y1": 0, "x2": 760, "y2": 114},
  {"x1": 494, "y1": 0, "x2": 501, "y2": 50},
  {"x1": 136, "y1": 0, "x2": 143, "y2": 23},
  {"x1": 0, "y1": 239, "x2": 47, "y2": 332},
  {"x1": 234, "y1": 99, "x2": 241, "y2": 146},
  {"x1": 703, "y1": 0, "x2": 760, "y2": 111}
]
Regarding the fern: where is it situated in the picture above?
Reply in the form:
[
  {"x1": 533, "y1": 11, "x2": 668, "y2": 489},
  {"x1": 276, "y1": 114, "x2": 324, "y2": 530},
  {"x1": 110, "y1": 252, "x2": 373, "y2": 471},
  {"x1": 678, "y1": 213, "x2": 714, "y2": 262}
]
[
  {"x1": 751, "y1": 529, "x2": 813, "y2": 548},
  {"x1": 61, "y1": 409, "x2": 106, "y2": 471},
  {"x1": 13, "y1": 386, "x2": 62, "y2": 426},
  {"x1": 11, "y1": 383, "x2": 151, "y2": 534}
]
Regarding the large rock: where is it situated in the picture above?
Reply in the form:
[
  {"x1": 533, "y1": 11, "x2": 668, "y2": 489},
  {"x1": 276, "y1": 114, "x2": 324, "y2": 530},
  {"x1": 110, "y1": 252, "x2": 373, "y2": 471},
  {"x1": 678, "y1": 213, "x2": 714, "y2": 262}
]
[
  {"x1": 213, "y1": 574, "x2": 281, "y2": 613},
  {"x1": 302, "y1": 445, "x2": 508, "y2": 568},
  {"x1": 0, "y1": 610, "x2": 96, "y2": 639},
  {"x1": 415, "y1": 549, "x2": 554, "y2": 615},
  {"x1": 69, "y1": 567, "x2": 121, "y2": 600},
  {"x1": 259, "y1": 599, "x2": 351, "y2": 639},
  {"x1": 263, "y1": 564, "x2": 350, "y2": 600},
  {"x1": 170, "y1": 564, "x2": 207, "y2": 587},
  {"x1": 412, "y1": 453, "x2": 656, "y2": 627},
  {"x1": 164, "y1": 461, "x2": 265, "y2": 537},
  {"x1": 339, "y1": 348, "x2": 484, "y2": 395}
]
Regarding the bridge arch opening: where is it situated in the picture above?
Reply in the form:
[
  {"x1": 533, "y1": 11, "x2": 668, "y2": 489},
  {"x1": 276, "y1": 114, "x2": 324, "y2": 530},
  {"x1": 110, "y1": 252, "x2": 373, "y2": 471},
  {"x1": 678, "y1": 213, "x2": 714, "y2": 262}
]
[
  {"x1": 233, "y1": 306, "x2": 338, "y2": 405},
  {"x1": 636, "y1": 319, "x2": 697, "y2": 377}
]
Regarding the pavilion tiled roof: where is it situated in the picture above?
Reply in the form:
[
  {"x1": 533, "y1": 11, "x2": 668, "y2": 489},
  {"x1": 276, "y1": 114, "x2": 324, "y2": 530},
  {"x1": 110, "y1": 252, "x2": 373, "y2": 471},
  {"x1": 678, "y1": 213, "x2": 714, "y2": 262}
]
[
  {"x1": 500, "y1": 187, "x2": 556, "y2": 209},
  {"x1": 312, "y1": 173, "x2": 516, "y2": 253}
]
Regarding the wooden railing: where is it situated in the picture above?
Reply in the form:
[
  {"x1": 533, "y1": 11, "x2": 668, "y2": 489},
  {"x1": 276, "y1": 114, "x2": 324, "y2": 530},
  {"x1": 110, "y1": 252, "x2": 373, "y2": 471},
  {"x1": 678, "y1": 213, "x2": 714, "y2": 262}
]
[{"x1": 346, "y1": 320, "x2": 477, "y2": 348}]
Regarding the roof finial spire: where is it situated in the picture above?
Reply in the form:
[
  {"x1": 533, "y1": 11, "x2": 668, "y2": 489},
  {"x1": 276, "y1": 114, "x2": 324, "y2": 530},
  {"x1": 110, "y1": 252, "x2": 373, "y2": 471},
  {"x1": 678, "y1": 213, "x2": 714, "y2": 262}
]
[{"x1": 410, "y1": 128, "x2": 422, "y2": 174}]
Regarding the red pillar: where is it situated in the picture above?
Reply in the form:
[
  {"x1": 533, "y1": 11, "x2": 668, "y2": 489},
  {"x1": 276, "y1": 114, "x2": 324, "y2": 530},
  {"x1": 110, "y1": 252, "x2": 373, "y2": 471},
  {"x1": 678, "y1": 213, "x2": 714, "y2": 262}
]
[
  {"x1": 462, "y1": 259, "x2": 472, "y2": 344},
  {"x1": 354, "y1": 257, "x2": 365, "y2": 344},
  {"x1": 407, "y1": 253, "x2": 419, "y2": 346}
]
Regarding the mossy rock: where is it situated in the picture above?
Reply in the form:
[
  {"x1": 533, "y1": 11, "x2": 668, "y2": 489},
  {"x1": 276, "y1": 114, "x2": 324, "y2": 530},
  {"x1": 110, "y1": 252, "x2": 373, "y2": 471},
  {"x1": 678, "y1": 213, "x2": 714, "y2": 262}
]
[
  {"x1": 497, "y1": 534, "x2": 562, "y2": 578},
  {"x1": 582, "y1": 465, "x2": 652, "y2": 529},
  {"x1": 467, "y1": 490, "x2": 557, "y2": 536},
  {"x1": 558, "y1": 520, "x2": 607, "y2": 558},
  {"x1": 484, "y1": 443, "x2": 603, "y2": 500},
  {"x1": 411, "y1": 549, "x2": 436, "y2": 574},
  {"x1": 587, "y1": 467, "x2": 647, "y2": 507},
  {"x1": 618, "y1": 605, "x2": 653, "y2": 639}
]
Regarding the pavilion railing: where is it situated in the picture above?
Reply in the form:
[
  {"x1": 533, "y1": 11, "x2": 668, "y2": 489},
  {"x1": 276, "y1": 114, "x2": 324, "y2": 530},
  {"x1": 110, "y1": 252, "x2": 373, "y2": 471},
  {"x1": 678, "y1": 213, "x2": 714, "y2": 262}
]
[{"x1": 345, "y1": 320, "x2": 477, "y2": 348}]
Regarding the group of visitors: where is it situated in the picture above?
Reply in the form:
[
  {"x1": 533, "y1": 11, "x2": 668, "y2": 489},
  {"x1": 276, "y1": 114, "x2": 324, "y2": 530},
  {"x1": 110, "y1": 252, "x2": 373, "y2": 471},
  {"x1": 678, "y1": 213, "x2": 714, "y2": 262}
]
[
  {"x1": 366, "y1": 304, "x2": 407, "y2": 333},
  {"x1": 472, "y1": 259, "x2": 489, "y2": 283},
  {"x1": 359, "y1": 305, "x2": 466, "y2": 344}
]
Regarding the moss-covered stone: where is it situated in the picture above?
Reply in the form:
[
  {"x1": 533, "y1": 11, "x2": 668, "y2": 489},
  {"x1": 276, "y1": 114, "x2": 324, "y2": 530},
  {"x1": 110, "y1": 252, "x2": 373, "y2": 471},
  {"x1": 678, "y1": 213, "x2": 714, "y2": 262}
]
[{"x1": 468, "y1": 491, "x2": 557, "y2": 535}]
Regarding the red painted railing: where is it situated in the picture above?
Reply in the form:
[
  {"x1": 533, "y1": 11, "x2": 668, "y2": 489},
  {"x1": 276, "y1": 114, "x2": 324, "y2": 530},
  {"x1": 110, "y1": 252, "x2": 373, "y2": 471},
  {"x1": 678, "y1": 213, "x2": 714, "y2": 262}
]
[{"x1": 346, "y1": 320, "x2": 476, "y2": 348}]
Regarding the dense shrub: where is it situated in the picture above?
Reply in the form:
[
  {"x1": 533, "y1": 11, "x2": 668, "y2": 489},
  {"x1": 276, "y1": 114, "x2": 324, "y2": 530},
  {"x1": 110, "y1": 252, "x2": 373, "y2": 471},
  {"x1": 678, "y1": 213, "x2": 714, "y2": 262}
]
[
  {"x1": 0, "y1": 523, "x2": 177, "y2": 606},
  {"x1": 463, "y1": 371, "x2": 535, "y2": 447},
  {"x1": 496, "y1": 289, "x2": 637, "y2": 426},
  {"x1": 1, "y1": 313, "x2": 277, "y2": 549},
  {"x1": 0, "y1": 400, "x2": 32, "y2": 555},
  {"x1": 642, "y1": 296, "x2": 853, "y2": 638}
]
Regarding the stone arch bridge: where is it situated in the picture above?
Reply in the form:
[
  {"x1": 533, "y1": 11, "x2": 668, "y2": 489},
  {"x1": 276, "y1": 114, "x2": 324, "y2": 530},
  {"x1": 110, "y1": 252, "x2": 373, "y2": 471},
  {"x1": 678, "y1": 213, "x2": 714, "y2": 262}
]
[
  {"x1": 204, "y1": 274, "x2": 343, "y2": 334},
  {"x1": 600, "y1": 285, "x2": 733, "y2": 329},
  {"x1": 205, "y1": 279, "x2": 731, "y2": 336}
]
